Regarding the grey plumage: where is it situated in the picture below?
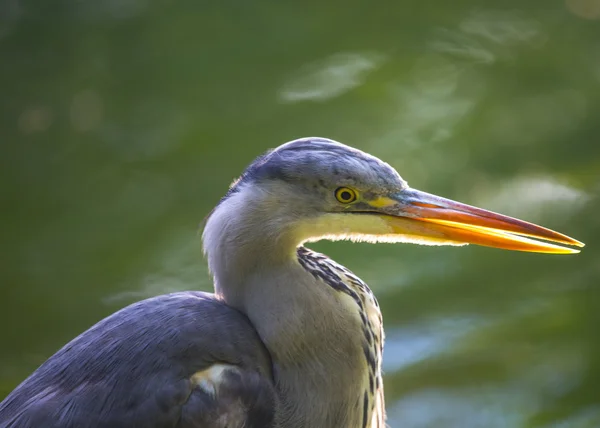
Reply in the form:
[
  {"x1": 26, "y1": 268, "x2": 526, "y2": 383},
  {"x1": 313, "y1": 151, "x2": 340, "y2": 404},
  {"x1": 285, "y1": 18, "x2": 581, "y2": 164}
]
[
  {"x1": 3, "y1": 135, "x2": 570, "y2": 427},
  {"x1": 221, "y1": 137, "x2": 406, "y2": 210},
  {"x1": 1, "y1": 293, "x2": 276, "y2": 427}
]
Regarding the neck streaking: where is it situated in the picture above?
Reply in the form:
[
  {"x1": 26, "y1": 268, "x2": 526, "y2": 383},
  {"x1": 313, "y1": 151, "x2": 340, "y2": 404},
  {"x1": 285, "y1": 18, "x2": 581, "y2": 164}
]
[{"x1": 296, "y1": 247, "x2": 386, "y2": 428}]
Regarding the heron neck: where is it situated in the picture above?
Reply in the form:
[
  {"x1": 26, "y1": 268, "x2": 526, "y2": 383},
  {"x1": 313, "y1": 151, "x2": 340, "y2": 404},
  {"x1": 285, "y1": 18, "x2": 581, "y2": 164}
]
[
  {"x1": 202, "y1": 192, "x2": 371, "y2": 427},
  {"x1": 202, "y1": 189, "x2": 301, "y2": 304}
]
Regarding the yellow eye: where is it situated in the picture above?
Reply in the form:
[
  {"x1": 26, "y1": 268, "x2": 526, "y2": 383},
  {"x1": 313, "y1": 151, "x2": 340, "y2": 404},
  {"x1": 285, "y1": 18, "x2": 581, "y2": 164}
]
[{"x1": 335, "y1": 187, "x2": 358, "y2": 204}]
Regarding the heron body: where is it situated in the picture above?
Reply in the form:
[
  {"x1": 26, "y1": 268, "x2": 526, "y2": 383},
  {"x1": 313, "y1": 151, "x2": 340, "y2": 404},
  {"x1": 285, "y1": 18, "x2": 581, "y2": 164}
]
[{"x1": 0, "y1": 138, "x2": 583, "y2": 428}]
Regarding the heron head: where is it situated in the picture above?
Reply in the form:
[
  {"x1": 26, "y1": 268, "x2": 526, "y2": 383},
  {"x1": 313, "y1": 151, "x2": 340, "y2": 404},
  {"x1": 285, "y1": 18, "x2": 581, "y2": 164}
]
[{"x1": 209, "y1": 137, "x2": 583, "y2": 254}]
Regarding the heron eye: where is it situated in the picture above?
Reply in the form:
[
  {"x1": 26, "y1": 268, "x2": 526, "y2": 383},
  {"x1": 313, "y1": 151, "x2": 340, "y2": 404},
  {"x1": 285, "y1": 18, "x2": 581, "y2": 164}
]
[{"x1": 335, "y1": 187, "x2": 358, "y2": 203}]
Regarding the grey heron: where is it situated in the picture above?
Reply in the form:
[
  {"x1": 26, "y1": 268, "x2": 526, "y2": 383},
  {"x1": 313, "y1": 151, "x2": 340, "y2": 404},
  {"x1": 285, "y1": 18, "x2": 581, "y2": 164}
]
[{"x1": 0, "y1": 137, "x2": 584, "y2": 428}]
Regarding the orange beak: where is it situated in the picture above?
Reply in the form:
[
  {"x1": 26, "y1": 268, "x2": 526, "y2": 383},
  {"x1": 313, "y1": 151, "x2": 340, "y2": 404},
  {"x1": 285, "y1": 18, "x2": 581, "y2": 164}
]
[{"x1": 380, "y1": 188, "x2": 584, "y2": 254}]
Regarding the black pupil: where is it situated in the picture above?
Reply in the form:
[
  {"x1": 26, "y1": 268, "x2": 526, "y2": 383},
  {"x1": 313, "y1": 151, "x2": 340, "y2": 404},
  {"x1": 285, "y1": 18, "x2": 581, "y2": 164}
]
[{"x1": 340, "y1": 190, "x2": 352, "y2": 201}]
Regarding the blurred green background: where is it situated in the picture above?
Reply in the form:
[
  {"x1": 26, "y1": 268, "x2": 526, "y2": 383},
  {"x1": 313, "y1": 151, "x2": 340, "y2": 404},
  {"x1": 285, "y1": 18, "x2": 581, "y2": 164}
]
[{"x1": 1, "y1": 0, "x2": 599, "y2": 426}]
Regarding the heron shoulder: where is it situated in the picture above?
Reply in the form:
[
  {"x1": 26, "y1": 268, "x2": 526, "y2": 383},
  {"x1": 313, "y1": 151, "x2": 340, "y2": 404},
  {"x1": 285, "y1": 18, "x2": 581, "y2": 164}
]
[{"x1": 0, "y1": 292, "x2": 276, "y2": 428}]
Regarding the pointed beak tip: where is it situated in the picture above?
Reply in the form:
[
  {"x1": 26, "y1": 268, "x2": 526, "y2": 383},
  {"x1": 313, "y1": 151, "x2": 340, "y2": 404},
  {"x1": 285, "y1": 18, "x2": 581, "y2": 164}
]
[
  {"x1": 386, "y1": 189, "x2": 585, "y2": 255},
  {"x1": 553, "y1": 246, "x2": 581, "y2": 255},
  {"x1": 552, "y1": 235, "x2": 584, "y2": 250}
]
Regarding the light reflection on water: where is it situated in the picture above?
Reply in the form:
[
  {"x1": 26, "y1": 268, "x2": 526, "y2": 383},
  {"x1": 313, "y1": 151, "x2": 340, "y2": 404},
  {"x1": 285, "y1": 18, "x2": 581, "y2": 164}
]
[
  {"x1": 279, "y1": 52, "x2": 387, "y2": 103},
  {"x1": 383, "y1": 316, "x2": 484, "y2": 372},
  {"x1": 469, "y1": 175, "x2": 590, "y2": 221},
  {"x1": 389, "y1": 386, "x2": 537, "y2": 428}
]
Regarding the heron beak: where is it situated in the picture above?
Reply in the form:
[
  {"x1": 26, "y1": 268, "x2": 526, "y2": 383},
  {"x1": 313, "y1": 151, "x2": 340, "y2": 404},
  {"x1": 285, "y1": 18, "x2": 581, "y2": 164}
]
[{"x1": 378, "y1": 188, "x2": 584, "y2": 254}]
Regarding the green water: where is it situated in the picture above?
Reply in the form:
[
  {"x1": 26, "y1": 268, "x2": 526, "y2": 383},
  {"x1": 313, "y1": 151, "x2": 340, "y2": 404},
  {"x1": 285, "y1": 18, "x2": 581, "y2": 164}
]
[{"x1": 1, "y1": 1, "x2": 599, "y2": 426}]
